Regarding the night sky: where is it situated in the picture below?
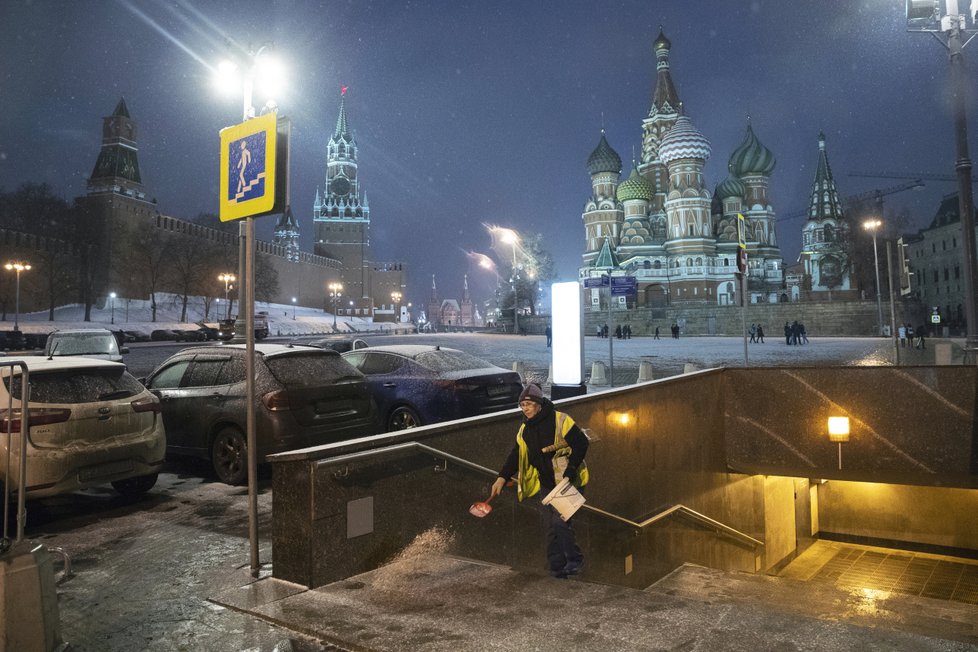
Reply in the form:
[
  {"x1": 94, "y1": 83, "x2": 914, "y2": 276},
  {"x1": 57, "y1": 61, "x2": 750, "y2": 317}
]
[{"x1": 2, "y1": 1, "x2": 973, "y2": 312}]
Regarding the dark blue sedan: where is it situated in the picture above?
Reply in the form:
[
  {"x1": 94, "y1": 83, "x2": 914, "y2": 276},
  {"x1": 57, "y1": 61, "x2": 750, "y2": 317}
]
[{"x1": 342, "y1": 344, "x2": 523, "y2": 431}]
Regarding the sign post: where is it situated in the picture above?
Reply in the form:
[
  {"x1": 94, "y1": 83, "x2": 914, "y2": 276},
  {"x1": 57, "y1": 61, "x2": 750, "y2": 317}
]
[{"x1": 737, "y1": 213, "x2": 749, "y2": 366}]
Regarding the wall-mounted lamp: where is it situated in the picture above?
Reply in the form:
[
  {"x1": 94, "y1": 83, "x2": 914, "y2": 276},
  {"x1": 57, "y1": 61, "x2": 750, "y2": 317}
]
[
  {"x1": 827, "y1": 416, "x2": 850, "y2": 470},
  {"x1": 607, "y1": 410, "x2": 635, "y2": 428}
]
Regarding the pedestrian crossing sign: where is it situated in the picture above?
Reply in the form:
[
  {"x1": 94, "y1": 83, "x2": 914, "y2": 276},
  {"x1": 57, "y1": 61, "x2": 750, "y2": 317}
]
[{"x1": 219, "y1": 113, "x2": 278, "y2": 221}]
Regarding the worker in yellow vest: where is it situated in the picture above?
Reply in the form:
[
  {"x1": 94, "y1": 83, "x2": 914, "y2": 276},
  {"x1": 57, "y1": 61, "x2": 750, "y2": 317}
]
[{"x1": 490, "y1": 383, "x2": 590, "y2": 578}]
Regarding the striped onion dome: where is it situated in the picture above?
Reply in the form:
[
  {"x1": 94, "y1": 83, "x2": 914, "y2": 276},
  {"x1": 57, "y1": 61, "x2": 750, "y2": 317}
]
[
  {"x1": 715, "y1": 175, "x2": 746, "y2": 200},
  {"x1": 658, "y1": 115, "x2": 711, "y2": 165},
  {"x1": 586, "y1": 132, "x2": 623, "y2": 175},
  {"x1": 616, "y1": 166, "x2": 655, "y2": 202},
  {"x1": 727, "y1": 124, "x2": 776, "y2": 176}
]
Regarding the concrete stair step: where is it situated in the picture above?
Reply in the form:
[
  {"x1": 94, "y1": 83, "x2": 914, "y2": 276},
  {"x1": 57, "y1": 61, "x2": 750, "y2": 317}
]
[
  {"x1": 212, "y1": 553, "x2": 977, "y2": 651},
  {"x1": 648, "y1": 562, "x2": 978, "y2": 647}
]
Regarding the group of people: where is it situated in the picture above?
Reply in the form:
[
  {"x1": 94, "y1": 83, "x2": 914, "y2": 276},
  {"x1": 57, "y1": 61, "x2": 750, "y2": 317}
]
[
  {"x1": 784, "y1": 320, "x2": 809, "y2": 345},
  {"x1": 748, "y1": 323, "x2": 766, "y2": 343},
  {"x1": 595, "y1": 324, "x2": 633, "y2": 339},
  {"x1": 897, "y1": 323, "x2": 927, "y2": 349}
]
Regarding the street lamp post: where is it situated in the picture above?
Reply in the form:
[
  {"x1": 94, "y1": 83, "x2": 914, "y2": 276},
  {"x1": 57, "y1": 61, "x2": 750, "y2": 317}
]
[
  {"x1": 328, "y1": 282, "x2": 343, "y2": 331},
  {"x1": 218, "y1": 273, "x2": 236, "y2": 320},
  {"x1": 291, "y1": 297, "x2": 297, "y2": 320},
  {"x1": 391, "y1": 291, "x2": 402, "y2": 323},
  {"x1": 864, "y1": 219, "x2": 884, "y2": 336},
  {"x1": 498, "y1": 228, "x2": 521, "y2": 335},
  {"x1": 110, "y1": 292, "x2": 116, "y2": 325},
  {"x1": 4, "y1": 261, "x2": 31, "y2": 332}
]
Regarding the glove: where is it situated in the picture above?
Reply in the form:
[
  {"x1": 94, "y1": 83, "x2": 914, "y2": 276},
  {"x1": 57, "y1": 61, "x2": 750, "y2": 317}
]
[{"x1": 563, "y1": 466, "x2": 577, "y2": 483}]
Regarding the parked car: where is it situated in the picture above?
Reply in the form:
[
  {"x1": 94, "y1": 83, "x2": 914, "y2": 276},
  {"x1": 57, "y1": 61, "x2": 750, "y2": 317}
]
[
  {"x1": 306, "y1": 337, "x2": 369, "y2": 354},
  {"x1": 341, "y1": 344, "x2": 523, "y2": 432},
  {"x1": 141, "y1": 343, "x2": 377, "y2": 484},
  {"x1": 123, "y1": 330, "x2": 151, "y2": 343},
  {"x1": 150, "y1": 329, "x2": 179, "y2": 342},
  {"x1": 173, "y1": 329, "x2": 206, "y2": 342},
  {"x1": 0, "y1": 356, "x2": 165, "y2": 499},
  {"x1": 42, "y1": 328, "x2": 128, "y2": 363}
]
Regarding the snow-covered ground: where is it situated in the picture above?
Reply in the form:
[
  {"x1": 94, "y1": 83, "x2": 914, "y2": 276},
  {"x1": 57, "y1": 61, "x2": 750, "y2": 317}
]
[{"x1": 6, "y1": 293, "x2": 408, "y2": 337}]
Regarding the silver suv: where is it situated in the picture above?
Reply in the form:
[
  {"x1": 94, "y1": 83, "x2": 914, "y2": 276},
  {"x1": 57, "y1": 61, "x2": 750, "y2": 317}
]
[{"x1": 43, "y1": 328, "x2": 127, "y2": 363}]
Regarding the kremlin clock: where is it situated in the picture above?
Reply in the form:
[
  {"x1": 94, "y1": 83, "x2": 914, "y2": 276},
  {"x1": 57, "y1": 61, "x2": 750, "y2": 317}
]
[{"x1": 330, "y1": 176, "x2": 351, "y2": 196}]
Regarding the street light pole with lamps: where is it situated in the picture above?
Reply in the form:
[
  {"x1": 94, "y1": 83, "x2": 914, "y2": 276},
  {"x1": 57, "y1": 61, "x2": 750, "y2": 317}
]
[
  {"x1": 863, "y1": 219, "x2": 884, "y2": 336},
  {"x1": 908, "y1": 1, "x2": 978, "y2": 358},
  {"x1": 109, "y1": 292, "x2": 116, "y2": 325},
  {"x1": 497, "y1": 228, "x2": 521, "y2": 335},
  {"x1": 328, "y1": 282, "x2": 343, "y2": 330},
  {"x1": 291, "y1": 297, "x2": 297, "y2": 320},
  {"x1": 218, "y1": 273, "x2": 236, "y2": 320},
  {"x1": 4, "y1": 261, "x2": 30, "y2": 332},
  {"x1": 391, "y1": 291, "x2": 402, "y2": 323}
]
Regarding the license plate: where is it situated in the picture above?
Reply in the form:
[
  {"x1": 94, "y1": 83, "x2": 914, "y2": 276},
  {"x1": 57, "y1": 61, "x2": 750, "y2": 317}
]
[
  {"x1": 487, "y1": 385, "x2": 511, "y2": 397},
  {"x1": 79, "y1": 459, "x2": 134, "y2": 482}
]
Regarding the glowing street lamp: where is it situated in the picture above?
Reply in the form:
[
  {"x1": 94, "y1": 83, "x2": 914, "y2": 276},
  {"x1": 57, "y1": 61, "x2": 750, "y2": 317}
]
[
  {"x1": 497, "y1": 227, "x2": 521, "y2": 335},
  {"x1": 110, "y1": 292, "x2": 117, "y2": 325},
  {"x1": 291, "y1": 297, "x2": 297, "y2": 320},
  {"x1": 328, "y1": 282, "x2": 343, "y2": 330},
  {"x1": 863, "y1": 219, "x2": 884, "y2": 336},
  {"x1": 391, "y1": 291, "x2": 402, "y2": 323},
  {"x1": 218, "y1": 273, "x2": 236, "y2": 320},
  {"x1": 827, "y1": 416, "x2": 851, "y2": 470},
  {"x1": 4, "y1": 261, "x2": 31, "y2": 332}
]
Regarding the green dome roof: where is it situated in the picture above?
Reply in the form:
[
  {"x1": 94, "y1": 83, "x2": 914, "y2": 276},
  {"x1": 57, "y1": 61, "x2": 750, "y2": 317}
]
[
  {"x1": 728, "y1": 124, "x2": 776, "y2": 176},
  {"x1": 715, "y1": 175, "x2": 746, "y2": 200},
  {"x1": 587, "y1": 132, "x2": 622, "y2": 176},
  {"x1": 616, "y1": 166, "x2": 655, "y2": 202}
]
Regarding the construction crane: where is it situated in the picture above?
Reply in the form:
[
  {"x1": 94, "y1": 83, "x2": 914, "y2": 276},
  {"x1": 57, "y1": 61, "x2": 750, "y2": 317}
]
[
  {"x1": 777, "y1": 179, "x2": 925, "y2": 222},
  {"x1": 849, "y1": 171, "x2": 978, "y2": 183}
]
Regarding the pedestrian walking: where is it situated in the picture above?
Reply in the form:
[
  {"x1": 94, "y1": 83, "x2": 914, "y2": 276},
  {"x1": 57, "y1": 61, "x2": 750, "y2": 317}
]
[
  {"x1": 654, "y1": 326, "x2": 660, "y2": 340},
  {"x1": 490, "y1": 384, "x2": 590, "y2": 579},
  {"x1": 915, "y1": 324, "x2": 927, "y2": 349},
  {"x1": 615, "y1": 324, "x2": 622, "y2": 339},
  {"x1": 545, "y1": 325, "x2": 552, "y2": 347},
  {"x1": 800, "y1": 322, "x2": 809, "y2": 344},
  {"x1": 784, "y1": 321, "x2": 792, "y2": 345},
  {"x1": 749, "y1": 323, "x2": 757, "y2": 343},
  {"x1": 898, "y1": 324, "x2": 906, "y2": 348},
  {"x1": 757, "y1": 324, "x2": 765, "y2": 343}
]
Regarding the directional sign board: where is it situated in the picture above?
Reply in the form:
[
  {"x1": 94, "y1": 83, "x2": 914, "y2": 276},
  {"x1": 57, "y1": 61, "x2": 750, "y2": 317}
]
[
  {"x1": 583, "y1": 276, "x2": 609, "y2": 288},
  {"x1": 610, "y1": 276, "x2": 637, "y2": 296},
  {"x1": 220, "y1": 113, "x2": 278, "y2": 222}
]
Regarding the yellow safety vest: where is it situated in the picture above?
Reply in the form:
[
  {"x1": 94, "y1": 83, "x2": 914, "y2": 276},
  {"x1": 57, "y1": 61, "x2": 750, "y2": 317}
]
[{"x1": 515, "y1": 411, "x2": 590, "y2": 501}]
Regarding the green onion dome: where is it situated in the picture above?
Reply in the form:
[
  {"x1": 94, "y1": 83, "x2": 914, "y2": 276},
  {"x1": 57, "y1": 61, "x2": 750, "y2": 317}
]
[
  {"x1": 586, "y1": 132, "x2": 623, "y2": 176},
  {"x1": 616, "y1": 166, "x2": 655, "y2": 202},
  {"x1": 715, "y1": 175, "x2": 746, "y2": 200},
  {"x1": 658, "y1": 115, "x2": 711, "y2": 165},
  {"x1": 727, "y1": 124, "x2": 776, "y2": 176}
]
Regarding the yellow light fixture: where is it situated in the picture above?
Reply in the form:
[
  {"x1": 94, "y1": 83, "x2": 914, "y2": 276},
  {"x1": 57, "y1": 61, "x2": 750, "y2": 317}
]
[{"x1": 827, "y1": 416, "x2": 850, "y2": 442}]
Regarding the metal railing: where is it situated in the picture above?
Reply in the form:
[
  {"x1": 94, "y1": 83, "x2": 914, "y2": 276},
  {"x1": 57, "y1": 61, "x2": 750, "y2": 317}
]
[
  {"x1": 315, "y1": 441, "x2": 764, "y2": 551},
  {"x1": 1, "y1": 360, "x2": 30, "y2": 545}
]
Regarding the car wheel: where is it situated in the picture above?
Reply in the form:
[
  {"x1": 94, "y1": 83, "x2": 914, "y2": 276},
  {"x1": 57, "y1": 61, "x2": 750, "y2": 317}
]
[
  {"x1": 111, "y1": 473, "x2": 158, "y2": 497},
  {"x1": 211, "y1": 427, "x2": 248, "y2": 485},
  {"x1": 388, "y1": 406, "x2": 422, "y2": 431}
]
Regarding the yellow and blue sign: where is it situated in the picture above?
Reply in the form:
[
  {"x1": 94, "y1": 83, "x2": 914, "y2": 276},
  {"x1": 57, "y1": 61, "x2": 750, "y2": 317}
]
[{"x1": 219, "y1": 113, "x2": 278, "y2": 221}]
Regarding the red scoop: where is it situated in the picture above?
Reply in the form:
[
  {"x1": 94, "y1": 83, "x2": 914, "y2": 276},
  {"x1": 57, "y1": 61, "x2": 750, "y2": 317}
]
[{"x1": 468, "y1": 494, "x2": 495, "y2": 518}]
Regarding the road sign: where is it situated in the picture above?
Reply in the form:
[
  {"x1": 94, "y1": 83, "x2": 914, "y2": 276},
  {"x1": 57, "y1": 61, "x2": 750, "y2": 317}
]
[
  {"x1": 610, "y1": 276, "x2": 637, "y2": 288},
  {"x1": 584, "y1": 276, "x2": 609, "y2": 288},
  {"x1": 737, "y1": 213, "x2": 747, "y2": 250},
  {"x1": 220, "y1": 113, "x2": 278, "y2": 221}
]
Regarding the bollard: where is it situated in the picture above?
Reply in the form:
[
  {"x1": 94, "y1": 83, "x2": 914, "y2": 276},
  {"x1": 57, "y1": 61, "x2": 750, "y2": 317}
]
[
  {"x1": 589, "y1": 360, "x2": 608, "y2": 386},
  {"x1": 512, "y1": 361, "x2": 527, "y2": 381},
  {"x1": 637, "y1": 358, "x2": 654, "y2": 382},
  {"x1": 683, "y1": 362, "x2": 700, "y2": 374},
  {"x1": 934, "y1": 341, "x2": 952, "y2": 365}
]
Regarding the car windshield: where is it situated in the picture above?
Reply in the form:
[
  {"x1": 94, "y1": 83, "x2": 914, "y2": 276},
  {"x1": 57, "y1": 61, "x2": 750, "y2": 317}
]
[
  {"x1": 49, "y1": 333, "x2": 119, "y2": 357},
  {"x1": 3, "y1": 367, "x2": 144, "y2": 404},
  {"x1": 264, "y1": 352, "x2": 364, "y2": 387},
  {"x1": 414, "y1": 350, "x2": 494, "y2": 372}
]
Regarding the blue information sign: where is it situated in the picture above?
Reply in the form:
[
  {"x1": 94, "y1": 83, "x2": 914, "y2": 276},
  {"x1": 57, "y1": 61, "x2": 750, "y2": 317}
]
[{"x1": 584, "y1": 276, "x2": 609, "y2": 288}]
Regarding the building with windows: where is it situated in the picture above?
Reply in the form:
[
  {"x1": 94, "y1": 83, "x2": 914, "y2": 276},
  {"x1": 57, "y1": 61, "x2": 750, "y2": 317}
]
[{"x1": 578, "y1": 30, "x2": 784, "y2": 308}]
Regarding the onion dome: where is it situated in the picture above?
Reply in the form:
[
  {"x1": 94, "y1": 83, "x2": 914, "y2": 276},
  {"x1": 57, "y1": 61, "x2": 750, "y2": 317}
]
[
  {"x1": 653, "y1": 29, "x2": 671, "y2": 52},
  {"x1": 728, "y1": 124, "x2": 776, "y2": 176},
  {"x1": 715, "y1": 175, "x2": 746, "y2": 200},
  {"x1": 586, "y1": 132, "x2": 623, "y2": 175},
  {"x1": 658, "y1": 115, "x2": 711, "y2": 164},
  {"x1": 616, "y1": 166, "x2": 655, "y2": 202}
]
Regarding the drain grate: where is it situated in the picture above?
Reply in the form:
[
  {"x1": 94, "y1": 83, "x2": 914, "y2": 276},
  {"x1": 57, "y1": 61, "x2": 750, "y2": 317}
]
[{"x1": 810, "y1": 547, "x2": 978, "y2": 605}]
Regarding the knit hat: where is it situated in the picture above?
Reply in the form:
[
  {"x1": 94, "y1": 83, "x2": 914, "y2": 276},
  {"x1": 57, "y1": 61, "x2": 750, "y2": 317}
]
[{"x1": 518, "y1": 383, "x2": 545, "y2": 405}]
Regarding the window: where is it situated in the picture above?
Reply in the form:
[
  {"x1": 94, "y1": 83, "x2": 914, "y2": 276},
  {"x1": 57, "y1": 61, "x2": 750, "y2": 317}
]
[
  {"x1": 147, "y1": 360, "x2": 192, "y2": 389},
  {"x1": 186, "y1": 358, "x2": 227, "y2": 387}
]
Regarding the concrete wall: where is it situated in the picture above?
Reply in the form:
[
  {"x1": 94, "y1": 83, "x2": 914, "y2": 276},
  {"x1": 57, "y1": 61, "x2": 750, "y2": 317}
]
[
  {"x1": 268, "y1": 366, "x2": 978, "y2": 590},
  {"x1": 817, "y1": 481, "x2": 978, "y2": 551}
]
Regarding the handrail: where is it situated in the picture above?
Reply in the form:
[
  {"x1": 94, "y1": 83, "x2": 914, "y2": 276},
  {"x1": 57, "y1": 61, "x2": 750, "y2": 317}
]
[{"x1": 314, "y1": 441, "x2": 764, "y2": 551}]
